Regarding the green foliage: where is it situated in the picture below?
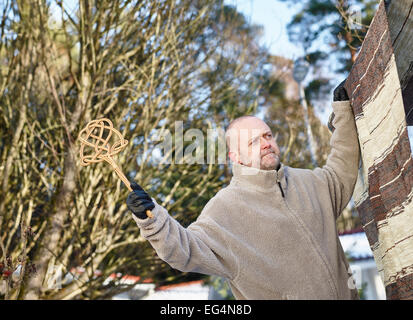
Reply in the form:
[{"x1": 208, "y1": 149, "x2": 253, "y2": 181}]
[
  {"x1": 277, "y1": 0, "x2": 378, "y2": 117},
  {"x1": 305, "y1": 79, "x2": 333, "y2": 102},
  {"x1": 205, "y1": 276, "x2": 235, "y2": 300},
  {"x1": 281, "y1": 0, "x2": 378, "y2": 73},
  {"x1": 358, "y1": 282, "x2": 367, "y2": 300}
]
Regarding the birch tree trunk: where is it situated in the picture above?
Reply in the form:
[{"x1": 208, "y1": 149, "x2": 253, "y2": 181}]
[{"x1": 344, "y1": 0, "x2": 413, "y2": 300}]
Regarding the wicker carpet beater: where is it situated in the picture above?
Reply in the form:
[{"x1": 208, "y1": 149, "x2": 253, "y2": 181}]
[{"x1": 77, "y1": 118, "x2": 153, "y2": 218}]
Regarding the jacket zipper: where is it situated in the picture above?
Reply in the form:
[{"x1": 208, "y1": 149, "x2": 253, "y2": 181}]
[{"x1": 277, "y1": 181, "x2": 285, "y2": 198}]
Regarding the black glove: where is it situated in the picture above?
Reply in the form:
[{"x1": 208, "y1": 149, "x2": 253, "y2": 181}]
[
  {"x1": 329, "y1": 79, "x2": 349, "y2": 132},
  {"x1": 126, "y1": 182, "x2": 155, "y2": 219},
  {"x1": 333, "y1": 79, "x2": 349, "y2": 101},
  {"x1": 327, "y1": 112, "x2": 335, "y2": 133}
]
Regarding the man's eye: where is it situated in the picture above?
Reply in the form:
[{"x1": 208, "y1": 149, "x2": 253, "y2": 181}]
[{"x1": 250, "y1": 138, "x2": 259, "y2": 146}]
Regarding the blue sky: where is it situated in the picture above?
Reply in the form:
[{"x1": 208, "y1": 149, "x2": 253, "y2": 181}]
[
  {"x1": 225, "y1": 0, "x2": 337, "y2": 124},
  {"x1": 224, "y1": 0, "x2": 303, "y2": 59},
  {"x1": 228, "y1": 1, "x2": 413, "y2": 150}
]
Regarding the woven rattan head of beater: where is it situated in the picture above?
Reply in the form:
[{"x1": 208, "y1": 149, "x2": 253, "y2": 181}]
[{"x1": 77, "y1": 118, "x2": 128, "y2": 166}]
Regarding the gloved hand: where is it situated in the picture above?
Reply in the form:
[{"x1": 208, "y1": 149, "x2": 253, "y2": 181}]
[
  {"x1": 329, "y1": 79, "x2": 349, "y2": 132},
  {"x1": 333, "y1": 79, "x2": 349, "y2": 101},
  {"x1": 126, "y1": 182, "x2": 155, "y2": 219}
]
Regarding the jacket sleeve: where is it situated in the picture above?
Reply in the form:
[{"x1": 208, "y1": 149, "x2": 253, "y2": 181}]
[
  {"x1": 314, "y1": 100, "x2": 360, "y2": 219},
  {"x1": 131, "y1": 197, "x2": 238, "y2": 280}
]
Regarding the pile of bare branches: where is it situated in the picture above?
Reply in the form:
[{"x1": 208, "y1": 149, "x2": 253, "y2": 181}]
[{"x1": 0, "y1": 0, "x2": 266, "y2": 299}]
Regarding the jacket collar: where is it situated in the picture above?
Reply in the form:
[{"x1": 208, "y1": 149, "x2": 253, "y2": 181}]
[{"x1": 230, "y1": 161, "x2": 286, "y2": 192}]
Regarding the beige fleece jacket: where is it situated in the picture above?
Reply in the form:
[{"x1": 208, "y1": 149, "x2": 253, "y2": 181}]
[{"x1": 132, "y1": 100, "x2": 360, "y2": 300}]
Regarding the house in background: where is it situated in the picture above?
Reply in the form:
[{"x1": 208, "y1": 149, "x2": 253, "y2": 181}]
[
  {"x1": 112, "y1": 278, "x2": 213, "y2": 300},
  {"x1": 339, "y1": 229, "x2": 386, "y2": 300}
]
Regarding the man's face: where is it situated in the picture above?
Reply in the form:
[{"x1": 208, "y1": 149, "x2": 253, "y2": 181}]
[{"x1": 227, "y1": 117, "x2": 281, "y2": 170}]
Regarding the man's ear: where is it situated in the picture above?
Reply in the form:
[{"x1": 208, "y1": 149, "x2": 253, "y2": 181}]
[{"x1": 228, "y1": 151, "x2": 240, "y2": 164}]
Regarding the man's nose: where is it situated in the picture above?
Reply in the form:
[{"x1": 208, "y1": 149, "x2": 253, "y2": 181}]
[{"x1": 261, "y1": 137, "x2": 271, "y2": 149}]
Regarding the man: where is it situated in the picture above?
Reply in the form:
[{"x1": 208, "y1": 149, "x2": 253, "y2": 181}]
[{"x1": 126, "y1": 81, "x2": 360, "y2": 299}]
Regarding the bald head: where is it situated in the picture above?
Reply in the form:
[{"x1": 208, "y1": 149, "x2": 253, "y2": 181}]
[
  {"x1": 225, "y1": 115, "x2": 281, "y2": 170},
  {"x1": 225, "y1": 115, "x2": 258, "y2": 151}
]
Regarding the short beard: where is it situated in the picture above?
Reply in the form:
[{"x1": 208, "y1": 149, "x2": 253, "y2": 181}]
[{"x1": 260, "y1": 154, "x2": 280, "y2": 171}]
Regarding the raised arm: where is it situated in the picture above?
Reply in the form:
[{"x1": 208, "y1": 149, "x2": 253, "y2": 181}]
[
  {"x1": 126, "y1": 183, "x2": 238, "y2": 280},
  {"x1": 314, "y1": 81, "x2": 360, "y2": 218}
]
